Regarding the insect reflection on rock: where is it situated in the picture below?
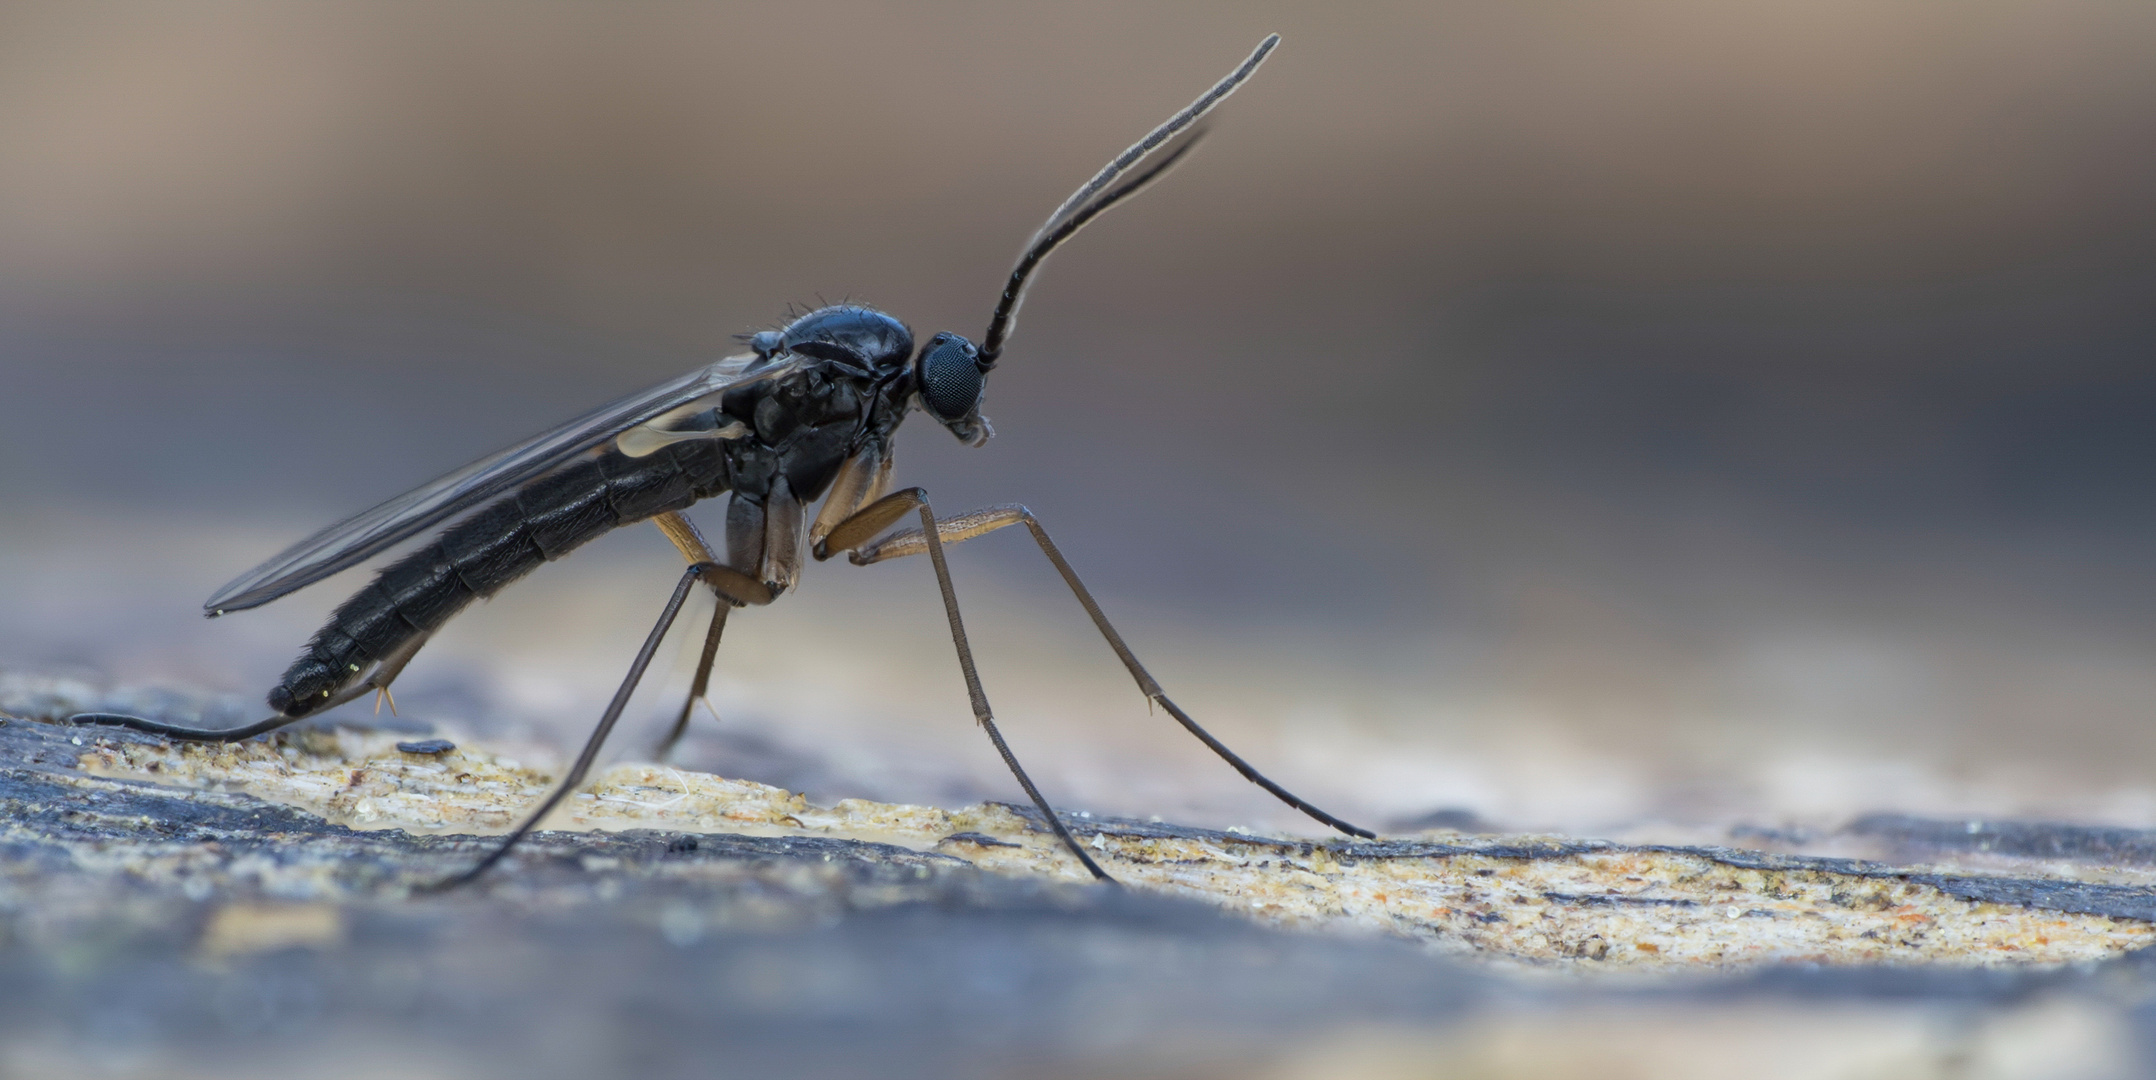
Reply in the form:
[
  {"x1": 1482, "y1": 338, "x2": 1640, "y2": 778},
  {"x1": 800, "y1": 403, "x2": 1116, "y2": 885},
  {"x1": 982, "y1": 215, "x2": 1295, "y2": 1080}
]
[{"x1": 75, "y1": 34, "x2": 1373, "y2": 887}]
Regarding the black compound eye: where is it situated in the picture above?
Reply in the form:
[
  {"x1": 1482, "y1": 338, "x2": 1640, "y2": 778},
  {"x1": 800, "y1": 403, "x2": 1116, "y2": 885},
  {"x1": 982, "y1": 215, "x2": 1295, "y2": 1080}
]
[{"x1": 918, "y1": 335, "x2": 982, "y2": 422}]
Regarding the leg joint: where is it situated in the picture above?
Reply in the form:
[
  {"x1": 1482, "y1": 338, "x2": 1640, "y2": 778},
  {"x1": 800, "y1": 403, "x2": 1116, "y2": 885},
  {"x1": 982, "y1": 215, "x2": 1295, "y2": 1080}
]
[
  {"x1": 814, "y1": 487, "x2": 930, "y2": 561},
  {"x1": 691, "y1": 562, "x2": 775, "y2": 607}
]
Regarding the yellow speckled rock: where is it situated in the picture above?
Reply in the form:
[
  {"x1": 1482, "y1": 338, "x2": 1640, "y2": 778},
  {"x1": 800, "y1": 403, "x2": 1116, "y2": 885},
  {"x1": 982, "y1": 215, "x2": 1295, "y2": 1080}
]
[{"x1": 77, "y1": 727, "x2": 2156, "y2": 970}]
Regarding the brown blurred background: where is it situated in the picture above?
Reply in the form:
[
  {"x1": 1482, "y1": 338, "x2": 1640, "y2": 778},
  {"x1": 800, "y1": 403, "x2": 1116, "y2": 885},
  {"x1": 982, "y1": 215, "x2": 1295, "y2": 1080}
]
[{"x1": 2, "y1": 1, "x2": 2152, "y2": 835}]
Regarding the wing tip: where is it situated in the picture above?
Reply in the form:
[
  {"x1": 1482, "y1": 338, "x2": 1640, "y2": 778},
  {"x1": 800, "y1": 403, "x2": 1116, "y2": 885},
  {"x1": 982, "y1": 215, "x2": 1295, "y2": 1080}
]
[{"x1": 203, "y1": 580, "x2": 274, "y2": 616}]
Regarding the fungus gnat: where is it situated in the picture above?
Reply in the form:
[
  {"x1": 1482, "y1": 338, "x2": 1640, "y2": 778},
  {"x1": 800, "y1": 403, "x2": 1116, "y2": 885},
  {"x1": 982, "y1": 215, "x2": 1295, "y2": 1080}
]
[{"x1": 77, "y1": 34, "x2": 1372, "y2": 887}]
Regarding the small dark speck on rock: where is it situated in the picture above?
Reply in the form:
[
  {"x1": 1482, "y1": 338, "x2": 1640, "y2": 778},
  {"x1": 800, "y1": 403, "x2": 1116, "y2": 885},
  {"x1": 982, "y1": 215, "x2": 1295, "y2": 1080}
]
[
  {"x1": 941, "y1": 832, "x2": 1022, "y2": 849},
  {"x1": 395, "y1": 739, "x2": 456, "y2": 755},
  {"x1": 1391, "y1": 807, "x2": 1496, "y2": 833}
]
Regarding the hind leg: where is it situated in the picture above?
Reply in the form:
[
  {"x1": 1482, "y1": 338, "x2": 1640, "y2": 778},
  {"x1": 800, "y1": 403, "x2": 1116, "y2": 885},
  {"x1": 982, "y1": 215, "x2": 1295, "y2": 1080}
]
[
  {"x1": 74, "y1": 684, "x2": 367, "y2": 742},
  {"x1": 428, "y1": 561, "x2": 720, "y2": 889},
  {"x1": 362, "y1": 629, "x2": 432, "y2": 717},
  {"x1": 74, "y1": 627, "x2": 437, "y2": 742}
]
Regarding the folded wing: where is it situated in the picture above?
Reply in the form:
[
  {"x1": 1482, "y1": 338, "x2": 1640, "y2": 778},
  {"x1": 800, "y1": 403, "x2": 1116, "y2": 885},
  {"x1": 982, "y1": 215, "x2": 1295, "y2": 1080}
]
[{"x1": 206, "y1": 353, "x2": 792, "y2": 613}]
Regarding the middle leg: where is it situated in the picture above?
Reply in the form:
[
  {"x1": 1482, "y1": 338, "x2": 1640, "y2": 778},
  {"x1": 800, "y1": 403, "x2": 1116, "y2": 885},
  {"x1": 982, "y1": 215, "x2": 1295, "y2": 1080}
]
[
  {"x1": 644, "y1": 489, "x2": 805, "y2": 761},
  {"x1": 650, "y1": 511, "x2": 731, "y2": 760}
]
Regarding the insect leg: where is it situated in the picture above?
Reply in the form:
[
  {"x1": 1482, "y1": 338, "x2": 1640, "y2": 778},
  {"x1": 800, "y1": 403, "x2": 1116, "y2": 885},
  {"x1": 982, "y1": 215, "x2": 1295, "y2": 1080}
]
[
  {"x1": 653, "y1": 603, "x2": 726, "y2": 762},
  {"x1": 650, "y1": 511, "x2": 734, "y2": 760},
  {"x1": 821, "y1": 489, "x2": 1114, "y2": 882},
  {"x1": 70, "y1": 681, "x2": 375, "y2": 742},
  {"x1": 74, "y1": 620, "x2": 441, "y2": 740},
  {"x1": 649, "y1": 507, "x2": 787, "y2": 760},
  {"x1": 655, "y1": 444, "x2": 879, "y2": 763},
  {"x1": 363, "y1": 628, "x2": 432, "y2": 716},
  {"x1": 428, "y1": 561, "x2": 717, "y2": 891},
  {"x1": 842, "y1": 504, "x2": 1377, "y2": 840}
]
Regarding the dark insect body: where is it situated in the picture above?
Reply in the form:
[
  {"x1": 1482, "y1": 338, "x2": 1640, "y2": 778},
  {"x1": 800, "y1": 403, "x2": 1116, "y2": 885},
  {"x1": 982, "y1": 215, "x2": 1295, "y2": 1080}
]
[
  {"x1": 272, "y1": 306, "x2": 915, "y2": 718},
  {"x1": 76, "y1": 35, "x2": 1373, "y2": 887}
]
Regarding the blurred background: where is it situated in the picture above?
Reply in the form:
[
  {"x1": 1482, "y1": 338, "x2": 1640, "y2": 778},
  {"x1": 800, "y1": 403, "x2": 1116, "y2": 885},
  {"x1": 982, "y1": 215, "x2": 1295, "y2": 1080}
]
[{"x1": 1, "y1": 1, "x2": 2151, "y2": 838}]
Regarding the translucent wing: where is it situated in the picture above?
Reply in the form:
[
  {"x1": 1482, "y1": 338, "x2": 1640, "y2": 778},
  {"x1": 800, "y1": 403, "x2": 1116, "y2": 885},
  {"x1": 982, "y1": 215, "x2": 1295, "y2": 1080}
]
[{"x1": 206, "y1": 352, "x2": 796, "y2": 613}]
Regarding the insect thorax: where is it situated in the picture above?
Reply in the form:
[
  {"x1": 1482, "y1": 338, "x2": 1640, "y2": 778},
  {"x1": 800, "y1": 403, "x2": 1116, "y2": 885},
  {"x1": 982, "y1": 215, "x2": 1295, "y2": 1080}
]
[{"x1": 724, "y1": 306, "x2": 917, "y2": 508}]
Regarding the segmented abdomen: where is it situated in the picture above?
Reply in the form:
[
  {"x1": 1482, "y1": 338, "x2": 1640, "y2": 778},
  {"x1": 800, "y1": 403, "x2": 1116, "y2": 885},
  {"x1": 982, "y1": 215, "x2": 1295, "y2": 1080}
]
[{"x1": 268, "y1": 441, "x2": 730, "y2": 716}]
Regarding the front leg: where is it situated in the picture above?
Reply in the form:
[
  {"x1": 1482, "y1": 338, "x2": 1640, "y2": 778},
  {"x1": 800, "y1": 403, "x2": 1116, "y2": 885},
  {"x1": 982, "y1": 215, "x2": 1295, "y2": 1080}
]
[
  {"x1": 817, "y1": 489, "x2": 1114, "y2": 882},
  {"x1": 833, "y1": 502, "x2": 1374, "y2": 840}
]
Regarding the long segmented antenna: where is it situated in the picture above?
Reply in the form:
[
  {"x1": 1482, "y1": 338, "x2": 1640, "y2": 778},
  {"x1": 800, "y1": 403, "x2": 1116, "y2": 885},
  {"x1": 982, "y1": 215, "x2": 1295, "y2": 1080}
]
[{"x1": 978, "y1": 33, "x2": 1280, "y2": 365}]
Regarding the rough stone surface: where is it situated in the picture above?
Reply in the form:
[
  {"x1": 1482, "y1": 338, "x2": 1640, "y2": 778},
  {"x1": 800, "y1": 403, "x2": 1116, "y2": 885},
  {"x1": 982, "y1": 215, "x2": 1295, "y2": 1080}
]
[
  {"x1": 7, "y1": 688, "x2": 2156, "y2": 1077},
  {"x1": 59, "y1": 716, "x2": 2156, "y2": 969}
]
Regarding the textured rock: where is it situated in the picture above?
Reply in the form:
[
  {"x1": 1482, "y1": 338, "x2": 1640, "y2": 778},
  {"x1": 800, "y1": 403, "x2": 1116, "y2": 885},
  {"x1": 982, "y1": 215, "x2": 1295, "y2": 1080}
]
[
  {"x1": 6, "y1": 690, "x2": 2156, "y2": 1078},
  {"x1": 59, "y1": 717, "x2": 2156, "y2": 969}
]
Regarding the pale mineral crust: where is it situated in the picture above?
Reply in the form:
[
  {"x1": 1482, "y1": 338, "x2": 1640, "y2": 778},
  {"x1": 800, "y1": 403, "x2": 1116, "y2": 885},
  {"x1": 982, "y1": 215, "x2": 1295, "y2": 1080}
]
[
  {"x1": 8, "y1": 694, "x2": 2156, "y2": 1078},
  {"x1": 55, "y1": 714, "x2": 2156, "y2": 969}
]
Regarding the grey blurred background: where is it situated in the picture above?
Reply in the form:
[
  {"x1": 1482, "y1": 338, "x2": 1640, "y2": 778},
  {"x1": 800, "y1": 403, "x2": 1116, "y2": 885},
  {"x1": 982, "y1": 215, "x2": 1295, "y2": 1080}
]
[{"x1": 1, "y1": 1, "x2": 2151, "y2": 836}]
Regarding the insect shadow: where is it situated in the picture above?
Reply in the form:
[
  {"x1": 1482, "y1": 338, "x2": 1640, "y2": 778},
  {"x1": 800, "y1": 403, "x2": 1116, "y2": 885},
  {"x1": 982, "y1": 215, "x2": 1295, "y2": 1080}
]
[{"x1": 76, "y1": 34, "x2": 1373, "y2": 888}]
